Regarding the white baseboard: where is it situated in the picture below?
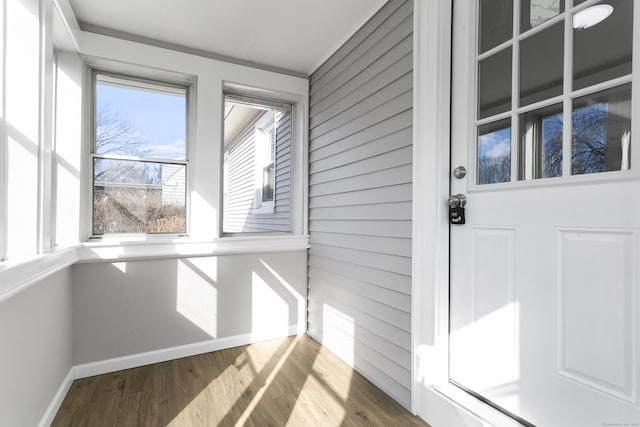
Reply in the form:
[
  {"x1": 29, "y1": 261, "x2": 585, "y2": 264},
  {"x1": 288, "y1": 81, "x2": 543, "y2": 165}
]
[
  {"x1": 75, "y1": 324, "x2": 302, "y2": 379},
  {"x1": 38, "y1": 368, "x2": 75, "y2": 427}
]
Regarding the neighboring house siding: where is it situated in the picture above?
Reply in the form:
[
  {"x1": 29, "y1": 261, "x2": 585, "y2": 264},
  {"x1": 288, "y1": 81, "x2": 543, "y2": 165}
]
[
  {"x1": 224, "y1": 110, "x2": 291, "y2": 233},
  {"x1": 273, "y1": 111, "x2": 292, "y2": 224},
  {"x1": 307, "y1": 0, "x2": 413, "y2": 409},
  {"x1": 161, "y1": 164, "x2": 186, "y2": 205}
]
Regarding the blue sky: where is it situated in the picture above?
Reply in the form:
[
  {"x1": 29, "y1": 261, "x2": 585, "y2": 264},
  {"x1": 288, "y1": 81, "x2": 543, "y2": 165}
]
[
  {"x1": 96, "y1": 83, "x2": 186, "y2": 160},
  {"x1": 478, "y1": 127, "x2": 511, "y2": 160}
]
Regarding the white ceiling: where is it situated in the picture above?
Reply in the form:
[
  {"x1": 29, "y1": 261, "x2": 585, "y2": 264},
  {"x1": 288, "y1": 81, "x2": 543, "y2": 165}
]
[{"x1": 68, "y1": 0, "x2": 388, "y2": 76}]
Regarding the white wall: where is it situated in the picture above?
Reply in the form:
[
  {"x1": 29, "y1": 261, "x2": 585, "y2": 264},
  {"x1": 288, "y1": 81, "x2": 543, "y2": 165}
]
[
  {"x1": 0, "y1": 2, "x2": 78, "y2": 422},
  {"x1": 0, "y1": 3, "x2": 311, "y2": 423},
  {"x1": 65, "y1": 17, "x2": 310, "y2": 375},
  {"x1": 0, "y1": 268, "x2": 73, "y2": 427},
  {"x1": 72, "y1": 251, "x2": 307, "y2": 366}
]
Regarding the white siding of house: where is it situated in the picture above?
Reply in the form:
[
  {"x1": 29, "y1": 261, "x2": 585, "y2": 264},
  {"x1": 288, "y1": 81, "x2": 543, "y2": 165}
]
[
  {"x1": 161, "y1": 164, "x2": 186, "y2": 205},
  {"x1": 224, "y1": 110, "x2": 292, "y2": 233},
  {"x1": 307, "y1": 0, "x2": 413, "y2": 409}
]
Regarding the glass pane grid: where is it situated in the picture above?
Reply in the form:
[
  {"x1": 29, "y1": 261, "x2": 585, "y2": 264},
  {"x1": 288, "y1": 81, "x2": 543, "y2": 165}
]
[
  {"x1": 92, "y1": 73, "x2": 188, "y2": 235},
  {"x1": 473, "y1": 0, "x2": 633, "y2": 186}
]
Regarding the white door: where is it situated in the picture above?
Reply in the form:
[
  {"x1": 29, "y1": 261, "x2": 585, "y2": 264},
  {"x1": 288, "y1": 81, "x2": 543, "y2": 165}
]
[{"x1": 450, "y1": 1, "x2": 640, "y2": 426}]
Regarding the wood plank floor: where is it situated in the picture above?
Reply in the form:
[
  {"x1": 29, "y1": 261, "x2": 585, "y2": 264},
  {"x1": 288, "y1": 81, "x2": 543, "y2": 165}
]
[{"x1": 52, "y1": 334, "x2": 429, "y2": 426}]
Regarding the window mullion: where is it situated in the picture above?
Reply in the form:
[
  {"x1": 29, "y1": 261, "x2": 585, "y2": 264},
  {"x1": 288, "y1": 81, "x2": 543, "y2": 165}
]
[
  {"x1": 37, "y1": 0, "x2": 55, "y2": 254},
  {"x1": 562, "y1": 3, "x2": 574, "y2": 177},
  {"x1": 511, "y1": 0, "x2": 520, "y2": 182},
  {"x1": 92, "y1": 152, "x2": 188, "y2": 166},
  {"x1": 0, "y1": 97, "x2": 5, "y2": 262}
]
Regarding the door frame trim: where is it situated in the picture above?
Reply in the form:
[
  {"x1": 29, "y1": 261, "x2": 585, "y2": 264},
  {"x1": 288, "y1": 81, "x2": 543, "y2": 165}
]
[{"x1": 411, "y1": 2, "x2": 525, "y2": 425}]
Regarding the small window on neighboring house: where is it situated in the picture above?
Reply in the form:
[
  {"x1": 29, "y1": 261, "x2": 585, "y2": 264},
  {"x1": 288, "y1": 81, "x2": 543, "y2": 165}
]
[
  {"x1": 223, "y1": 94, "x2": 292, "y2": 234},
  {"x1": 262, "y1": 127, "x2": 275, "y2": 203},
  {"x1": 91, "y1": 73, "x2": 188, "y2": 236}
]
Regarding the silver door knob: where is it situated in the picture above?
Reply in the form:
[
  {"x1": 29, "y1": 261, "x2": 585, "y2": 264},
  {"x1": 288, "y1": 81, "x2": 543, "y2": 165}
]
[
  {"x1": 453, "y1": 166, "x2": 467, "y2": 179},
  {"x1": 448, "y1": 194, "x2": 467, "y2": 208}
]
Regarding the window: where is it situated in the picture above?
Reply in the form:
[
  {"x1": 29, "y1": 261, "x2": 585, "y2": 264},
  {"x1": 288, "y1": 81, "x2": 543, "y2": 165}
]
[
  {"x1": 519, "y1": 104, "x2": 563, "y2": 180},
  {"x1": 476, "y1": 0, "x2": 633, "y2": 185},
  {"x1": 91, "y1": 73, "x2": 188, "y2": 236},
  {"x1": 222, "y1": 94, "x2": 292, "y2": 234}
]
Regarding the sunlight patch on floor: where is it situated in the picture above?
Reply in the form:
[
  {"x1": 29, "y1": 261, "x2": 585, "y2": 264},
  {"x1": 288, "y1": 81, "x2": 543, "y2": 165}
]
[
  {"x1": 286, "y1": 374, "x2": 346, "y2": 426},
  {"x1": 232, "y1": 336, "x2": 299, "y2": 426},
  {"x1": 310, "y1": 346, "x2": 354, "y2": 402}
]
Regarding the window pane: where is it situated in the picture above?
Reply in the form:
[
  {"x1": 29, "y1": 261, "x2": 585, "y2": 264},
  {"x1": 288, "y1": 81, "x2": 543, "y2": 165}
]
[
  {"x1": 519, "y1": 104, "x2": 563, "y2": 180},
  {"x1": 93, "y1": 159, "x2": 186, "y2": 234},
  {"x1": 573, "y1": 0, "x2": 633, "y2": 91},
  {"x1": 95, "y1": 76, "x2": 186, "y2": 160},
  {"x1": 521, "y1": 0, "x2": 564, "y2": 32},
  {"x1": 478, "y1": 119, "x2": 512, "y2": 184},
  {"x1": 572, "y1": 84, "x2": 631, "y2": 175},
  {"x1": 223, "y1": 97, "x2": 292, "y2": 234},
  {"x1": 479, "y1": 47, "x2": 513, "y2": 119},
  {"x1": 520, "y1": 22, "x2": 564, "y2": 106},
  {"x1": 479, "y1": 0, "x2": 513, "y2": 53}
]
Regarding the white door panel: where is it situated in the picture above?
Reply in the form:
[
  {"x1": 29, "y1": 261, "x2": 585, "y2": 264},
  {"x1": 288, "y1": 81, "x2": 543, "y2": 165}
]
[{"x1": 450, "y1": 1, "x2": 640, "y2": 425}]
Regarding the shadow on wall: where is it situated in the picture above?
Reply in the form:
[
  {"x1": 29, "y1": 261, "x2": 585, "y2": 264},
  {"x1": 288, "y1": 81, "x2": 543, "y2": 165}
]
[{"x1": 71, "y1": 251, "x2": 307, "y2": 366}]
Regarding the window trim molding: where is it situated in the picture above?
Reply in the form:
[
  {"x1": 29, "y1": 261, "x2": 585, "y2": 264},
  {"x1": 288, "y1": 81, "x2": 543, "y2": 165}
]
[
  {"x1": 221, "y1": 81, "x2": 308, "y2": 237},
  {"x1": 84, "y1": 67, "x2": 193, "y2": 240},
  {"x1": 0, "y1": 245, "x2": 79, "y2": 304},
  {"x1": 77, "y1": 234, "x2": 309, "y2": 263}
]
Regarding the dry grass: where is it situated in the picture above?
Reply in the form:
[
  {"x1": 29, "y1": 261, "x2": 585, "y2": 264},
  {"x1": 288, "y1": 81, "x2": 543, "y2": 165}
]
[{"x1": 93, "y1": 188, "x2": 185, "y2": 234}]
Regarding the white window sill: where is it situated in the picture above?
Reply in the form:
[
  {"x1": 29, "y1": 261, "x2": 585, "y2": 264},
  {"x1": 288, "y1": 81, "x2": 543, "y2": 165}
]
[
  {"x1": 0, "y1": 235, "x2": 309, "y2": 303},
  {"x1": 0, "y1": 245, "x2": 80, "y2": 304},
  {"x1": 77, "y1": 234, "x2": 310, "y2": 263}
]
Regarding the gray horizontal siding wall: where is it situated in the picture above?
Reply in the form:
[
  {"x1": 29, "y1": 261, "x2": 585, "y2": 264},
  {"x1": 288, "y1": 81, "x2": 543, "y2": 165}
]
[
  {"x1": 307, "y1": 0, "x2": 413, "y2": 409},
  {"x1": 224, "y1": 110, "x2": 291, "y2": 233}
]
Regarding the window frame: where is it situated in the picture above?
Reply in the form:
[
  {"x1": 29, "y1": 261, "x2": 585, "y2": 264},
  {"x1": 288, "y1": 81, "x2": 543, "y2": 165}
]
[
  {"x1": 253, "y1": 112, "x2": 276, "y2": 213},
  {"x1": 469, "y1": 0, "x2": 637, "y2": 192},
  {"x1": 86, "y1": 69, "x2": 192, "y2": 240},
  {"x1": 221, "y1": 89, "x2": 296, "y2": 235}
]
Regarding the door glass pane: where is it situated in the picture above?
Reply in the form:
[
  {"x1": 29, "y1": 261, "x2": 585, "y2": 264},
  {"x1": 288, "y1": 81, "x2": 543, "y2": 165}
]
[
  {"x1": 572, "y1": 84, "x2": 632, "y2": 175},
  {"x1": 519, "y1": 104, "x2": 563, "y2": 180},
  {"x1": 521, "y1": 0, "x2": 564, "y2": 32},
  {"x1": 478, "y1": 119, "x2": 512, "y2": 184},
  {"x1": 520, "y1": 22, "x2": 564, "y2": 106},
  {"x1": 479, "y1": 0, "x2": 513, "y2": 53},
  {"x1": 573, "y1": 0, "x2": 633, "y2": 91},
  {"x1": 479, "y1": 47, "x2": 512, "y2": 119}
]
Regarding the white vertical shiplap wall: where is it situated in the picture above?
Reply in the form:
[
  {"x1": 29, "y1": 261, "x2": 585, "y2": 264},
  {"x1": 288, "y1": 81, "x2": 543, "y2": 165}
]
[{"x1": 307, "y1": 0, "x2": 413, "y2": 409}]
